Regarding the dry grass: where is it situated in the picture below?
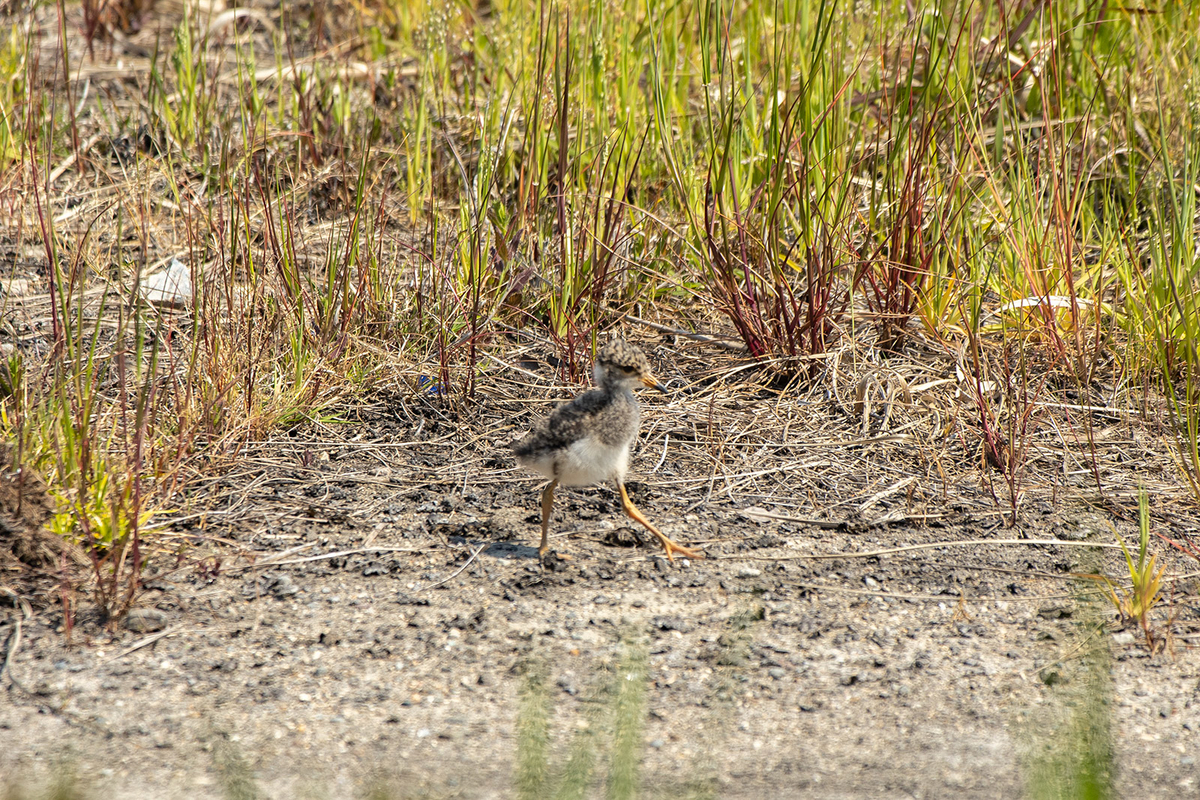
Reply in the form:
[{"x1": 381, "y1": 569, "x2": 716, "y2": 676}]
[{"x1": 0, "y1": 0, "x2": 1196, "y2": 641}]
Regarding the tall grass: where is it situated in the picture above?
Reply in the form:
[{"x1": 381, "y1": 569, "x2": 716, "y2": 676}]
[{"x1": 514, "y1": 634, "x2": 651, "y2": 800}]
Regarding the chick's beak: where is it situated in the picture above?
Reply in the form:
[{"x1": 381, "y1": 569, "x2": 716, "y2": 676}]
[{"x1": 641, "y1": 374, "x2": 668, "y2": 393}]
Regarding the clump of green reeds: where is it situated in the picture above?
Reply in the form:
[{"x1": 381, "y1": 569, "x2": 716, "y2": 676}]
[
  {"x1": 516, "y1": 633, "x2": 649, "y2": 800},
  {"x1": 1023, "y1": 588, "x2": 1115, "y2": 800}
]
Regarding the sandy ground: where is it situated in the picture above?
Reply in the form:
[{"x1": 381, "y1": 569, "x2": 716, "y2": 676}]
[{"x1": 3, "y1": 358, "x2": 1200, "y2": 799}]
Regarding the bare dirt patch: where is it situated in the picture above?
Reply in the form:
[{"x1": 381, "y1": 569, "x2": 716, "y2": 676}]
[{"x1": 2, "y1": 341, "x2": 1199, "y2": 798}]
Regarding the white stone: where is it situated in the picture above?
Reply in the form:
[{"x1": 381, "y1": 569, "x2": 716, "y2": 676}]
[{"x1": 142, "y1": 258, "x2": 194, "y2": 308}]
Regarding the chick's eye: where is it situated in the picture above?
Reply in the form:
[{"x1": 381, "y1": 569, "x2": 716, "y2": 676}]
[{"x1": 622, "y1": 365, "x2": 636, "y2": 373}]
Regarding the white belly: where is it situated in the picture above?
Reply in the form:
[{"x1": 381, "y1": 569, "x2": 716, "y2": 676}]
[{"x1": 524, "y1": 437, "x2": 631, "y2": 486}]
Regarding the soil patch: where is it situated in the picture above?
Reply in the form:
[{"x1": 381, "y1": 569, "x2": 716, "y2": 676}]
[
  {"x1": 2, "y1": 350, "x2": 1199, "y2": 798},
  {"x1": 0, "y1": 445, "x2": 85, "y2": 605}
]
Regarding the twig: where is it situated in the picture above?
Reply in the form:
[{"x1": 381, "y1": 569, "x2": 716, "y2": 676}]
[
  {"x1": 777, "y1": 580, "x2": 1105, "y2": 603},
  {"x1": 48, "y1": 133, "x2": 102, "y2": 184},
  {"x1": 417, "y1": 542, "x2": 486, "y2": 592},
  {"x1": 101, "y1": 626, "x2": 185, "y2": 664},
  {"x1": 228, "y1": 546, "x2": 426, "y2": 572},
  {"x1": 739, "y1": 506, "x2": 844, "y2": 528},
  {"x1": 939, "y1": 562, "x2": 1089, "y2": 581},
  {"x1": 858, "y1": 476, "x2": 919, "y2": 512},
  {"x1": 483, "y1": 351, "x2": 555, "y2": 383},
  {"x1": 651, "y1": 432, "x2": 670, "y2": 474},
  {"x1": 712, "y1": 538, "x2": 1126, "y2": 562},
  {"x1": 624, "y1": 313, "x2": 748, "y2": 351},
  {"x1": 1, "y1": 616, "x2": 23, "y2": 688}
]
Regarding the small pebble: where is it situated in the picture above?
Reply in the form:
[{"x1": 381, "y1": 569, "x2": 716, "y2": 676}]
[
  {"x1": 557, "y1": 674, "x2": 578, "y2": 696},
  {"x1": 272, "y1": 574, "x2": 300, "y2": 599},
  {"x1": 123, "y1": 608, "x2": 168, "y2": 633},
  {"x1": 1, "y1": 279, "x2": 33, "y2": 298},
  {"x1": 738, "y1": 567, "x2": 762, "y2": 579},
  {"x1": 1037, "y1": 605, "x2": 1072, "y2": 620}
]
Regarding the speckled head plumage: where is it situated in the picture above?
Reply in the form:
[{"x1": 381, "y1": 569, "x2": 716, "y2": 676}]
[
  {"x1": 593, "y1": 339, "x2": 664, "y2": 393},
  {"x1": 512, "y1": 339, "x2": 662, "y2": 474}
]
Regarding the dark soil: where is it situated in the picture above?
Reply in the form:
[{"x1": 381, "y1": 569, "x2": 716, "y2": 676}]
[{"x1": 0, "y1": 444, "x2": 86, "y2": 597}]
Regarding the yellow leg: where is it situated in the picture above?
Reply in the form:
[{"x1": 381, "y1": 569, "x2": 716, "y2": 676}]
[
  {"x1": 618, "y1": 482, "x2": 704, "y2": 561},
  {"x1": 539, "y1": 480, "x2": 558, "y2": 557}
]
